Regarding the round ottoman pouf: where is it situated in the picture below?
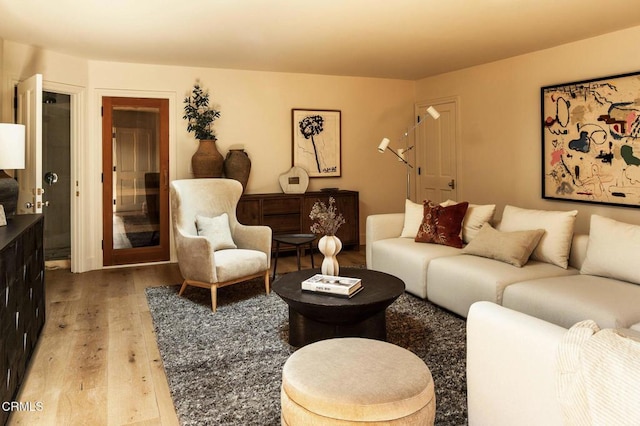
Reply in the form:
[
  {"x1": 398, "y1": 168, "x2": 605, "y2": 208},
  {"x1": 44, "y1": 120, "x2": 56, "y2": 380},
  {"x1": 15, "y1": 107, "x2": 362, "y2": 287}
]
[{"x1": 281, "y1": 337, "x2": 435, "y2": 425}]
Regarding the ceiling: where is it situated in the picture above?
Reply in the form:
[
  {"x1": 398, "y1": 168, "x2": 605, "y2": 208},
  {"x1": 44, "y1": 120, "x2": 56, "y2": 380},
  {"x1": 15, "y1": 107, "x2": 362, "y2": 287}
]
[{"x1": 2, "y1": 0, "x2": 640, "y2": 80}]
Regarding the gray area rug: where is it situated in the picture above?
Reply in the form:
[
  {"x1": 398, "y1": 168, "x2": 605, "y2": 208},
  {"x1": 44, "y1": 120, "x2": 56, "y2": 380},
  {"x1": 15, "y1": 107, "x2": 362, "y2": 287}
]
[{"x1": 146, "y1": 279, "x2": 467, "y2": 425}]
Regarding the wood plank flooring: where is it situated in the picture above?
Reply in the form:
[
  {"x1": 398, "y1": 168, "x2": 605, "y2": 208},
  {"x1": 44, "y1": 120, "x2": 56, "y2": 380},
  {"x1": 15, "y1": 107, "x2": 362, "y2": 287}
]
[{"x1": 9, "y1": 247, "x2": 366, "y2": 426}]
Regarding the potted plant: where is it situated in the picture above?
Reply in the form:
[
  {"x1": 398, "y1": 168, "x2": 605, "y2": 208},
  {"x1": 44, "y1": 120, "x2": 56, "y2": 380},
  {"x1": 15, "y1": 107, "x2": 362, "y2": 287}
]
[{"x1": 183, "y1": 81, "x2": 223, "y2": 178}]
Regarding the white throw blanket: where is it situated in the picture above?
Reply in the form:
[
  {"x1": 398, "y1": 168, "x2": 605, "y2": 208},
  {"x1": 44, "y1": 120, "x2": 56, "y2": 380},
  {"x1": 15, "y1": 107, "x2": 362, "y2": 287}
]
[{"x1": 557, "y1": 320, "x2": 640, "y2": 425}]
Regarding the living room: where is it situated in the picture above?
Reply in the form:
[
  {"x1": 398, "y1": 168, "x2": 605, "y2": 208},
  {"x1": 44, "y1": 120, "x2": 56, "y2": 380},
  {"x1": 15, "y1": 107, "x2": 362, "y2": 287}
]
[
  {"x1": 1, "y1": 6, "x2": 639, "y2": 273},
  {"x1": 2, "y1": 1, "x2": 640, "y2": 425}
]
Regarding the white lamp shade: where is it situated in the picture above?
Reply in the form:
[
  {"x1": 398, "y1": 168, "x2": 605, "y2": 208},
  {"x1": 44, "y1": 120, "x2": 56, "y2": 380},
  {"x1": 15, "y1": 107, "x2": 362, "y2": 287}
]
[
  {"x1": 377, "y1": 137, "x2": 390, "y2": 152},
  {"x1": 0, "y1": 123, "x2": 26, "y2": 169},
  {"x1": 426, "y1": 106, "x2": 440, "y2": 120}
]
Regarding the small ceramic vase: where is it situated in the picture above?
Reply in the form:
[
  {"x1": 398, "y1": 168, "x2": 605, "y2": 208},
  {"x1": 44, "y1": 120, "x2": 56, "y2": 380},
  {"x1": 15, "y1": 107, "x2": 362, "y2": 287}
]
[{"x1": 318, "y1": 235, "x2": 342, "y2": 276}]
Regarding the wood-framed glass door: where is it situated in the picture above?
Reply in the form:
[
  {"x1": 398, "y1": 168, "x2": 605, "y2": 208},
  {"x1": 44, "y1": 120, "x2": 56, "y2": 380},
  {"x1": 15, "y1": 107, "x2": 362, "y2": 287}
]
[{"x1": 102, "y1": 97, "x2": 170, "y2": 266}]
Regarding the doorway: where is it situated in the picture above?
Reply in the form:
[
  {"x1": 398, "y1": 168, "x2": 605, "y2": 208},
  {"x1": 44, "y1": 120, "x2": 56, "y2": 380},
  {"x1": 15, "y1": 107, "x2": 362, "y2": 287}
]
[
  {"x1": 415, "y1": 99, "x2": 459, "y2": 203},
  {"x1": 42, "y1": 91, "x2": 71, "y2": 261},
  {"x1": 102, "y1": 97, "x2": 170, "y2": 266},
  {"x1": 16, "y1": 76, "x2": 83, "y2": 270}
]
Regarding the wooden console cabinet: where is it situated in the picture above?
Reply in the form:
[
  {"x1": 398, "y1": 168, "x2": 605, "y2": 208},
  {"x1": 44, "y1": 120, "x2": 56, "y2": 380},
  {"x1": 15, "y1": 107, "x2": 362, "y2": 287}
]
[
  {"x1": 0, "y1": 215, "x2": 45, "y2": 425},
  {"x1": 237, "y1": 190, "x2": 359, "y2": 249}
]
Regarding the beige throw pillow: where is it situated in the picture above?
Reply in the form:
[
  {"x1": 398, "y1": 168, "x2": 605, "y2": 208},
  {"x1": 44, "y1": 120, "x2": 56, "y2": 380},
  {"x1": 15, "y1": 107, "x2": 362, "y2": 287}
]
[
  {"x1": 581, "y1": 215, "x2": 640, "y2": 285},
  {"x1": 196, "y1": 213, "x2": 237, "y2": 251},
  {"x1": 462, "y1": 223, "x2": 544, "y2": 267},
  {"x1": 498, "y1": 205, "x2": 577, "y2": 268}
]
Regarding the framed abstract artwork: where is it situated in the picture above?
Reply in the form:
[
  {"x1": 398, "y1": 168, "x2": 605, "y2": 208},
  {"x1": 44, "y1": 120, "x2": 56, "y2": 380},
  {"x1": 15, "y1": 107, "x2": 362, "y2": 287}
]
[
  {"x1": 292, "y1": 109, "x2": 341, "y2": 178},
  {"x1": 541, "y1": 71, "x2": 640, "y2": 208}
]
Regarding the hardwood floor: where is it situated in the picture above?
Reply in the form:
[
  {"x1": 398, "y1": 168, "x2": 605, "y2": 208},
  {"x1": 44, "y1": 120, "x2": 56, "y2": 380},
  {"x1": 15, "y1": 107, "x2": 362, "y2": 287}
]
[{"x1": 9, "y1": 247, "x2": 366, "y2": 425}]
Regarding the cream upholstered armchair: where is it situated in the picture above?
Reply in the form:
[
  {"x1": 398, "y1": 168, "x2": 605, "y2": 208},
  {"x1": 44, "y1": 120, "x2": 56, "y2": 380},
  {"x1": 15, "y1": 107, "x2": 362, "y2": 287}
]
[{"x1": 170, "y1": 178, "x2": 272, "y2": 312}]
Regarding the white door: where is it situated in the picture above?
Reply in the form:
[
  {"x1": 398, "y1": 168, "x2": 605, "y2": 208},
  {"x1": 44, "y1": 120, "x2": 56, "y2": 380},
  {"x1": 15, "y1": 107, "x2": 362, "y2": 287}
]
[
  {"x1": 16, "y1": 74, "x2": 43, "y2": 214},
  {"x1": 415, "y1": 100, "x2": 458, "y2": 203}
]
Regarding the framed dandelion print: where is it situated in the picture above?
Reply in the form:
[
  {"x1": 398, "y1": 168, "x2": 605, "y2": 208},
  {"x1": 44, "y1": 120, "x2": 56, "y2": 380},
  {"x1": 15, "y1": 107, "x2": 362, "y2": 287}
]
[
  {"x1": 292, "y1": 109, "x2": 341, "y2": 178},
  {"x1": 542, "y1": 71, "x2": 640, "y2": 208}
]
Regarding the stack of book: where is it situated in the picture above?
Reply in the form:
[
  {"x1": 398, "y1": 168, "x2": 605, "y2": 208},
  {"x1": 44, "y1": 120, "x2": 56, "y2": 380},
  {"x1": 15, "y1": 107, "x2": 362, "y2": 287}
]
[{"x1": 301, "y1": 274, "x2": 363, "y2": 298}]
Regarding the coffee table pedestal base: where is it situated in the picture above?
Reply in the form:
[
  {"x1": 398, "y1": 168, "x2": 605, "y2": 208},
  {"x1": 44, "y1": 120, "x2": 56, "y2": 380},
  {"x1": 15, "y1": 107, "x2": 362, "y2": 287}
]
[{"x1": 288, "y1": 308, "x2": 386, "y2": 347}]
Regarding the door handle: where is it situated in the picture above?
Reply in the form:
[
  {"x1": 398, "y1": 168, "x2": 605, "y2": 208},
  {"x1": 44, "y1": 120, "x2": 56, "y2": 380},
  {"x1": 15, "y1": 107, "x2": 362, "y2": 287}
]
[
  {"x1": 44, "y1": 171, "x2": 59, "y2": 186},
  {"x1": 448, "y1": 179, "x2": 455, "y2": 189}
]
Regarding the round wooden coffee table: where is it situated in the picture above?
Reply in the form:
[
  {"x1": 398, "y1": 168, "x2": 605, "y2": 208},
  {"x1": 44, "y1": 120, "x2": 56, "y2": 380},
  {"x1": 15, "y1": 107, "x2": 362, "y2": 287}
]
[{"x1": 273, "y1": 268, "x2": 405, "y2": 347}]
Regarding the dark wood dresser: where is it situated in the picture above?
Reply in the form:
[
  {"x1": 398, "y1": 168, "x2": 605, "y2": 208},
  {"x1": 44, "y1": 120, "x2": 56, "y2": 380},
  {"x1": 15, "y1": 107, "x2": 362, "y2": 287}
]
[
  {"x1": 0, "y1": 215, "x2": 45, "y2": 425},
  {"x1": 237, "y1": 190, "x2": 360, "y2": 249}
]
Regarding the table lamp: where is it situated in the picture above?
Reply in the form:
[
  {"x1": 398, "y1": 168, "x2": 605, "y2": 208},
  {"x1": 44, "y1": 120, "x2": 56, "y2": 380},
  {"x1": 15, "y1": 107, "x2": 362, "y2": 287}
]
[{"x1": 0, "y1": 123, "x2": 26, "y2": 217}]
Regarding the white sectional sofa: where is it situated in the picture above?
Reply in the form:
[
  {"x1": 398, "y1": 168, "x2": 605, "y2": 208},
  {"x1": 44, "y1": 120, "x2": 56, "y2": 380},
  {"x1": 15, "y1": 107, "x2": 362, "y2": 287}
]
[
  {"x1": 368, "y1": 200, "x2": 640, "y2": 424},
  {"x1": 366, "y1": 201, "x2": 640, "y2": 330},
  {"x1": 467, "y1": 301, "x2": 640, "y2": 426}
]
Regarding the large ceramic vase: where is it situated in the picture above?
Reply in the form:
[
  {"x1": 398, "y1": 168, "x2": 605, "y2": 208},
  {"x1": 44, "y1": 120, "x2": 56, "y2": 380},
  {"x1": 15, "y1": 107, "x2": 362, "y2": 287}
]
[
  {"x1": 318, "y1": 235, "x2": 342, "y2": 276},
  {"x1": 192, "y1": 139, "x2": 224, "y2": 178},
  {"x1": 224, "y1": 149, "x2": 251, "y2": 192}
]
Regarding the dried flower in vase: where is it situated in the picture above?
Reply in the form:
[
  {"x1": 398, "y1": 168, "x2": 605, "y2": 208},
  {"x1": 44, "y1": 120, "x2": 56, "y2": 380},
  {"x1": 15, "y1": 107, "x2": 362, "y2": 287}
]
[{"x1": 309, "y1": 196, "x2": 345, "y2": 236}]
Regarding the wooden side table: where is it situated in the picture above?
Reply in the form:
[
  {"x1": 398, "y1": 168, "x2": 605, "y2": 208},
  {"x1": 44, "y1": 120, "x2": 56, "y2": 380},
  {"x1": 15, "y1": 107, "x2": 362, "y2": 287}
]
[{"x1": 272, "y1": 233, "x2": 317, "y2": 280}]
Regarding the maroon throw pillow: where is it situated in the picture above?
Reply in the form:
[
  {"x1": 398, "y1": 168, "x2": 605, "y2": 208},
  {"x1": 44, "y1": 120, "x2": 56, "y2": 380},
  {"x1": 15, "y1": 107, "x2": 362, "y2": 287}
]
[{"x1": 415, "y1": 201, "x2": 469, "y2": 248}]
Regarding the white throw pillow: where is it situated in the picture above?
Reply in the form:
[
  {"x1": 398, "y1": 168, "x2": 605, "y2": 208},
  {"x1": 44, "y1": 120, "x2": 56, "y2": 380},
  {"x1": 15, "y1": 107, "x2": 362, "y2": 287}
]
[
  {"x1": 462, "y1": 203, "x2": 496, "y2": 243},
  {"x1": 498, "y1": 205, "x2": 577, "y2": 269},
  {"x1": 440, "y1": 199, "x2": 457, "y2": 207},
  {"x1": 400, "y1": 199, "x2": 424, "y2": 238},
  {"x1": 439, "y1": 199, "x2": 496, "y2": 243},
  {"x1": 581, "y1": 215, "x2": 640, "y2": 285},
  {"x1": 196, "y1": 213, "x2": 237, "y2": 251}
]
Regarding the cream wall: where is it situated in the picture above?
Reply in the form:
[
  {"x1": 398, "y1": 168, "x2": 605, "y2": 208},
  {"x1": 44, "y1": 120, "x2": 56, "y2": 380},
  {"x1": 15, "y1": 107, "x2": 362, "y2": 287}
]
[
  {"x1": 88, "y1": 61, "x2": 414, "y2": 196},
  {"x1": 2, "y1": 40, "x2": 415, "y2": 270},
  {"x1": 87, "y1": 61, "x2": 415, "y2": 260},
  {"x1": 10, "y1": 23, "x2": 639, "y2": 270},
  {"x1": 0, "y1": 38, "x2": 4, "y2": 120},
  {"x1": 2, "y1": 41, "x2": 89, "y2": 121},
  {"x1": 416, "y1": 25, "x2": 640, "y2": 234}
]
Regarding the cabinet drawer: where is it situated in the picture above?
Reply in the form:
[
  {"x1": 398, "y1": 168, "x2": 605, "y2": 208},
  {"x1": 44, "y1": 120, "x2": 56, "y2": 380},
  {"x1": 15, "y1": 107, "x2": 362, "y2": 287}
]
[
  {"x1": 264, "y1": 214, "x2": 301, "y2": 233},
  {"x1": 237, "y1": 200, "x2": 261, "y2": 225},
  {"x1": 263, "y1": 198, "x2": 301, "y2": 215}
]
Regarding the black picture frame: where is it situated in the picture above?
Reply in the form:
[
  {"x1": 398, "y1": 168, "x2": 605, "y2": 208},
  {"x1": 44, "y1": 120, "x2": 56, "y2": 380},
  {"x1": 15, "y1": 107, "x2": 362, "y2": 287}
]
[
  {"x1": 292, "y1": 109, "x2": 341, "y2": 178},
  {"x1": 541, "y1": 71, "x2": 640, "y2": 208}
]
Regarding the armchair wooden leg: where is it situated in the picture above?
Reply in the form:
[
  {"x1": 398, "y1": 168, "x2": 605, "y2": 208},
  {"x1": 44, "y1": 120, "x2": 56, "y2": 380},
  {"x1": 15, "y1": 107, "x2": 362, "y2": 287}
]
[
  {"x1": 178, "y1": 280, "x2": 188, "y2": 296},
  {"x1": 210, "y1": 285, "x2": 217, "y2": 312},
  {"x1": 264, "y1": 270, "x2": 270, "y2": 294}
]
